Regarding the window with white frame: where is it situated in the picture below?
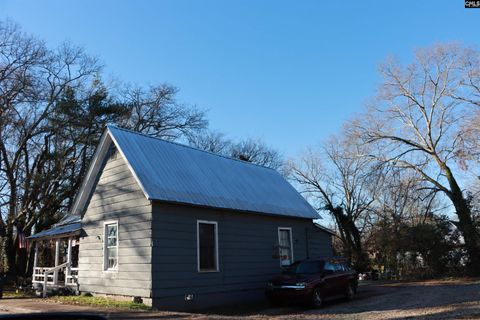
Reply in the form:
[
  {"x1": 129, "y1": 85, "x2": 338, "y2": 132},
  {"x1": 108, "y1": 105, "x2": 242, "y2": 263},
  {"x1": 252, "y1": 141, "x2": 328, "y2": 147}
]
[
  {"x1": 104, "y1": 221, "x2": 118, "y2": 271},
  {"x1": 197, "y1": 221, "x2": 218, "y2": 272},
  {"x1": 278, "y1": 227, "x2": 293, "y2": 266}
]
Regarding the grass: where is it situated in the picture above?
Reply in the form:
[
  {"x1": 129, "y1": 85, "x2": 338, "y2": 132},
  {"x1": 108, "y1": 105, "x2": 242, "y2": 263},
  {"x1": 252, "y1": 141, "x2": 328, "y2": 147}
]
[
  {"x1": 51, "y1": 295, "x2": 152, "y2": 311},
  {"x1": 2, "y1": 290, "x2": 31, "y2": 298},
  {"x1": 2, "y1": 286, "x2": 35, "y2": 298}
]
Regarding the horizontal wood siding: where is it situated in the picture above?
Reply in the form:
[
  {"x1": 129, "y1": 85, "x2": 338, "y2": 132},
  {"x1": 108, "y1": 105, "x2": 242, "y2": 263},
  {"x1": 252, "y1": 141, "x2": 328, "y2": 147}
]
[
  {"x1": 151, "y1": 202, "x2": 332, "y2": 308},
  {"x1": 78, "y1": 150, "x2": 152, "y2": 298}
]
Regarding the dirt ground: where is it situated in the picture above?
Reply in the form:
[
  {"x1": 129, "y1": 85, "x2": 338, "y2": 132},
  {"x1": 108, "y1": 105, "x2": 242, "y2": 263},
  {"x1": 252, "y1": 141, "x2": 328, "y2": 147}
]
[{"x1": 0, "y1": 278, "x2": 479, "y2": 319}]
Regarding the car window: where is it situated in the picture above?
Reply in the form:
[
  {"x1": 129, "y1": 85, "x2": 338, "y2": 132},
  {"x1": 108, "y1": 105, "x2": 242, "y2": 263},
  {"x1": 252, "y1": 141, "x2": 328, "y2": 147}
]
[
  {"x1": 284, "y1": 260, "x2": 324, "y2": 274},
  {"x1": 333, "y1": 263, "x2": 343, "y2": 272},
  {"x1": 296, "y1": 261, "x2": 323, "y2": 274},
  {"x1": 324, "y1": 262, "x2": 335, "y2": 272}
]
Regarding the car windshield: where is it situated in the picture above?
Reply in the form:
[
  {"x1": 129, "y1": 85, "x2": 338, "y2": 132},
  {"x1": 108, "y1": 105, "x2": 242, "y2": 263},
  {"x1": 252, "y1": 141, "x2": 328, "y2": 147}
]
[{"x1": 283, "y1": 260, "x2": 324, "y2": 274}]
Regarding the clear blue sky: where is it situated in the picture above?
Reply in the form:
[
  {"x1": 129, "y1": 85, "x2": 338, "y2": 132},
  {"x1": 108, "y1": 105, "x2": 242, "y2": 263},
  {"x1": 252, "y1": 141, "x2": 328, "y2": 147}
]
[{"x1": 1, "y1": 0, "x2": 478, "y2": 157}]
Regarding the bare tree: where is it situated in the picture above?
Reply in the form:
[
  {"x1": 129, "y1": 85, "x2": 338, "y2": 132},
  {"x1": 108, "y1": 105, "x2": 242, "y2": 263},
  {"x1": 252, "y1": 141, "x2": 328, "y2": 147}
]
[
  {"x1": 0, "y1": 19, "x2": 220, "y2": 277},
  {"x1": 288, "y1": 134, "x2": 378, "y2": 271},
  {"x1": 366, "y1": 166, "x2": 447, "y2": 275},
  {"x1": 354, "y1": 43, "x2": 480, "y2": 272},
  {"x1": 188, "y1": 130, "x2": 231, "y2": 154},
  {"x1": 0, "y1": 20, "x2": 101, "y2": 273},
  {"x1": 230, "y1": 138, "x2": 283, "y2": 170},
  {"x1": 122, "y1": 84, "x2": 207, "y2": 140},
  {"x1": 189, "y1": 131, "x2": 284, "y2": 170}
]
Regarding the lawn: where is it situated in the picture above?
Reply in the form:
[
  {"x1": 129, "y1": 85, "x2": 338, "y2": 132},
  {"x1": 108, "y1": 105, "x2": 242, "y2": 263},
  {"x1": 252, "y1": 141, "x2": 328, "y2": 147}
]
[{"x1": 50, "y1": 294, "x2": 152, "y2": 311}]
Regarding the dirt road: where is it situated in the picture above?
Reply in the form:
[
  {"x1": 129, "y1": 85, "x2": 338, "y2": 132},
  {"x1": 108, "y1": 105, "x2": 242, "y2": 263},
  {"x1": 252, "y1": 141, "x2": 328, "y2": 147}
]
[{"x1": 0, "y1": 278, "x2": 479, "y2": 319}]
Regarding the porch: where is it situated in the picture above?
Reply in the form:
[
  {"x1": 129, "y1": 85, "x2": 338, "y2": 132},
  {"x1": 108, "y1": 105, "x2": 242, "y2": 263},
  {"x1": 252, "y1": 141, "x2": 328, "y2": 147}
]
[{"x1": 28, "y1": 215, "x2": 81, "y2": 297}]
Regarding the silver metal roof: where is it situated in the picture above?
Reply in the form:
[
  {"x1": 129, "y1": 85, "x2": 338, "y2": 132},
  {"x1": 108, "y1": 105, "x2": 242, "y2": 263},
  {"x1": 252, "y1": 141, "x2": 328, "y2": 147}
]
[
  {"x1": 108, "y1": 126, "x2": 319, "y2": 219},
  {"x1": 29, "y1": 222, "x2": 81, "y2": 240}
]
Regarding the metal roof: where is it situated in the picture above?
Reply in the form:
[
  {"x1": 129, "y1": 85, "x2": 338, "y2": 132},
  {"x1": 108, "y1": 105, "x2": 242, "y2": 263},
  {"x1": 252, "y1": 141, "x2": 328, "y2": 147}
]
[
  {"x1": 54, "y1": 214, "x2": 81, "y2": 227},
  {"x1": 108, "y1": 126, "x2": 320, "y2": 219},
  {"x1": 29, "y1": 222, "x2": 81, "y2": 240},
  {"x1": 314, "y1": 223, "x2": 336, "y2": 236}
]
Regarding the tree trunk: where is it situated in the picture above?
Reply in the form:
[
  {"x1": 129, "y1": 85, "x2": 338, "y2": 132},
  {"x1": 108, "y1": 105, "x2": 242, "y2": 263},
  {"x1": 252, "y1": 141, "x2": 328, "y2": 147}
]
[
  {"x1": 451, "y1": 193, "x2": 480, "y2": 273},
  {"x1": 5, "y1": 189, "x2": 17, "y2": 274},
  {"x1": 331, "y1": 206, "x2": 369, "y2": 271},
  {"x1": 443, "y1": 165, "x2": 480, "y2": 274}
]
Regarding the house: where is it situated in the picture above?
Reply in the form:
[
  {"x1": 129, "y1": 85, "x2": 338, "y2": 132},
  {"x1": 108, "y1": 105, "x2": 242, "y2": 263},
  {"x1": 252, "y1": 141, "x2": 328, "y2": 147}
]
[{"x1": 29, "y1": 125, "x2": 334, "y2": 310}]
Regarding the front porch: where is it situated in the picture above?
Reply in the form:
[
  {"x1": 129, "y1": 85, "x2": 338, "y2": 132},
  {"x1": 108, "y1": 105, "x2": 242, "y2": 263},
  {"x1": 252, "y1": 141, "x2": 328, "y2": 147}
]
[{"x1": 29, "y1": 215, "x2": 81, "y2": 297}]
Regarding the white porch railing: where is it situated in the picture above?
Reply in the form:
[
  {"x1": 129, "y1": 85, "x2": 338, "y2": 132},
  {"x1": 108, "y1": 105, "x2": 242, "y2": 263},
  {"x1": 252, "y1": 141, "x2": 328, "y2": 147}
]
[
  {"x1": 32, "y1": 236, "x2": 79, "y2": 297},
  {"x1": 32, "y1": 266, "x2": 79, "y2": 286},
  {"x1": 66, "y1": 267, "x2": 79, "y2": 286},
  {"x1": 32, "y1": 267, "x2": 55, "y2": 285}
]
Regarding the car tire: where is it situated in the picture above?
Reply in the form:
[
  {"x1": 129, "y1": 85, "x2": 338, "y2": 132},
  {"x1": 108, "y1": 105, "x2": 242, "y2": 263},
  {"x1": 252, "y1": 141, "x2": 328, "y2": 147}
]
[
  {"x1": 345, "y1": 283, "x2": 355, "y2": 301},
  {"x1": 311, "y1": 287, "x2": 323, "y2": 308}
]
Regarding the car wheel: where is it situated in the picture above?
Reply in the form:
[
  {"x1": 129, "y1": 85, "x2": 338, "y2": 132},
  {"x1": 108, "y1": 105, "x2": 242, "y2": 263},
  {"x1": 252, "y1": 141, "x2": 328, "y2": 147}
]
[
  {"x1": 345, "y1": 283, "x2": 355, "y2": 301},
  {"x1": 312, "y1": 287, "x2": 323, "y2": 308}
]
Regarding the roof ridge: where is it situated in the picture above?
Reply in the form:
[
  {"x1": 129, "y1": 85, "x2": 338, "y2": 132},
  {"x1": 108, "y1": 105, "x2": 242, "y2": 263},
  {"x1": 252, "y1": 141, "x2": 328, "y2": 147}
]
[{"x1": 106, "y1": 124, "x2": 277, "y2": 171}]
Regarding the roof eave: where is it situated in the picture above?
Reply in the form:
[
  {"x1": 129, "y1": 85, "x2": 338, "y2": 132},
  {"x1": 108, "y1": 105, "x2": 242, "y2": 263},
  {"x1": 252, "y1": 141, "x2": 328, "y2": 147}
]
[
  {"x1": 151, "y1": 198, "x2": 321, "y2": 220},
  {"x1": 28, "y1": 229, "x2": 81, "y2": 241}
]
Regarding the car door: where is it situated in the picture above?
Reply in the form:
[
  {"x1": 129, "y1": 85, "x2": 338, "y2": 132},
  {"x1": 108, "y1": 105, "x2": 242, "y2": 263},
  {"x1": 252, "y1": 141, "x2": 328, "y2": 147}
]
[
  {"x1": 334, "y1": 262, "x2": 350, "y2": 294},
  {"x1": 321, "y1": 261, "x2": 339, "y2": 297}
]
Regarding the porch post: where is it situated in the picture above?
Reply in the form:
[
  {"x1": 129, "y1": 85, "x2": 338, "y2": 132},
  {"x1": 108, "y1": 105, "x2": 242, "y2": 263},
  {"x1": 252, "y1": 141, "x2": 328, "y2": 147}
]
[
  {"x1": 66, "y1": 237, "x2": 72, "y2": 285},
  {"x1": 54, "y1": 238, "x2": 60, "y2": 285},
  {"x1": 33, "y1": 241, "x2": 39, "y2": 270}
]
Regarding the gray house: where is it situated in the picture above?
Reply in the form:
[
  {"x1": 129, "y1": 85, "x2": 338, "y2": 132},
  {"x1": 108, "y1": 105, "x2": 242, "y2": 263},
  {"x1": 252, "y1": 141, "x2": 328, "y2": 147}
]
[{"x1": 30, "y1": 125, "x2": 333, "y2": 310}]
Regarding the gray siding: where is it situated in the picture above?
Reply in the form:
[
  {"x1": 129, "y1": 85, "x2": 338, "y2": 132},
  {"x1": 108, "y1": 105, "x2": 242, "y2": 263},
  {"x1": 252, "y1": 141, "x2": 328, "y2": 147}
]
[
  {"x1": 151, "y1": 202, "x2": 332, "y2": 309},
  {"x1": 78, "y1": 150, "x2": 152, "y2": 298}
]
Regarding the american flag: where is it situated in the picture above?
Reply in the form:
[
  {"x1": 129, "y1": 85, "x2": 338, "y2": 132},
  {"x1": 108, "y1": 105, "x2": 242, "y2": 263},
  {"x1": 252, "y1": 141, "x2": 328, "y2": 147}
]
[{"x1": 18, "y1": 232, "x2": 29, "y2": 249}]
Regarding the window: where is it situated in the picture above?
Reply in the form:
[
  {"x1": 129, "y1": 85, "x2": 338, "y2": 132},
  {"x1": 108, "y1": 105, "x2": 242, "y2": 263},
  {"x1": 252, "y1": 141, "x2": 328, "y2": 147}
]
[
  {"x1": 104, "y1": 221, "x2": 118, "y2": 271},
  {"x1": 278, "y1": 227, "x2": 293, "y2": 267},
  {"x1": 284, "y1": 260, "x2": 324, "y2": 274},
  {"x1": 324, "y1": 261, "x2": 335, "y2": 273},
  {"x1": 197, "y1": 221, "x2": 219, "y2": 272},
  {"x1": 333, "y1": 262, "x2": 343, "y2": 272}
]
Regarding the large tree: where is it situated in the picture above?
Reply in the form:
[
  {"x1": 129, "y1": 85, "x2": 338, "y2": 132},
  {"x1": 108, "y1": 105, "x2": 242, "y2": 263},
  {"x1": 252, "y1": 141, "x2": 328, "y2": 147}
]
[
  {"x1": 288, "y1": 134, "x2": 378, "y2": 271},
  {"x1": 0, "y1": 20, "x2": 101, "y2": 273},
  {"x1": 366, "y1": 167, "x2": 446, "y2": 276},
  {"x1": 189, "y1": 131, "x2": 284, "y2": 170},
  {"x1": 0, "y1": 20, "x2": 209, "y2": 276},
  {"x1": 354, "y1": 43, "x2": 480, "y2": 272},
  {"x1": 121, "y1": 84, "x2": 207, "y2": 140}
]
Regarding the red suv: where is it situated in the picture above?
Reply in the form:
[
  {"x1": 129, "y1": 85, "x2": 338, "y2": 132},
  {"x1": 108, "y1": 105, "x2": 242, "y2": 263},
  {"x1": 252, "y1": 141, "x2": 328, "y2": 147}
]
[{"x1": 265, "y1": 258, "x2": 358, "y2": 307}]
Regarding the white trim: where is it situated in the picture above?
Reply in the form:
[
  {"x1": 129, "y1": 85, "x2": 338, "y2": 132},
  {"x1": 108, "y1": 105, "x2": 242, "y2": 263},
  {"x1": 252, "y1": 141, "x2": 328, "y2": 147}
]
[
  {"x1": 70, "y1": 125, "x2": 152, "y2": 217},
  {"x1": 278, "y1": 227, "x2": 294, "y2": 267},
  {"x1": 70, "y1": 131, "x2": 111, "y2": 215},
  {"x1": 197, "y1": 220, "x2": 219, "y2": 273},
  {"x1": 107, "y1": 126, "x2": 151, "y2": 200},
  {"x1": 103, "y1": 220, "x2": 119, "y2": 272}
]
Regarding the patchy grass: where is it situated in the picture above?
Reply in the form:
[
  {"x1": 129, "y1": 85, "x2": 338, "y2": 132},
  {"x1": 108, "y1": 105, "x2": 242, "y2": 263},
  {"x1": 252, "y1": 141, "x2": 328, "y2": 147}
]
[
  {"x1": 2, "y1": 290, "x2": 28, "y2": 298},
  {"x1": 50, "y1": 295, "x2": 152, "y2": 311},
  {"x1": 2, "y1": 286, "x2": 35, "y2": 298}
]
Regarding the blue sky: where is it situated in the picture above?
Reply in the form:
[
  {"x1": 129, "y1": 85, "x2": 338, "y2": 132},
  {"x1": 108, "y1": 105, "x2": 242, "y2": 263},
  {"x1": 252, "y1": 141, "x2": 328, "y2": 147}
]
[{"x1": 1, "y1": 0, "x2": 478, "y2": 158}]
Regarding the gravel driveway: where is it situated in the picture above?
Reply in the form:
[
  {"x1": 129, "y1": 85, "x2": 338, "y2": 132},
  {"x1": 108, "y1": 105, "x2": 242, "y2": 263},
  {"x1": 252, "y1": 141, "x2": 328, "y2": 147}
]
[{"x1": 0, "y1": 278, "x2": 479, "y2": 319}]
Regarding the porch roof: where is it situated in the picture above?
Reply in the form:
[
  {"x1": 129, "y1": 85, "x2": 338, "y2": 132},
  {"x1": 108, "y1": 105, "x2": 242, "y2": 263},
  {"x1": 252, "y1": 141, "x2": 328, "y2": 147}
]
[{"x1": 29, "y1": 222, "x2": 81, "y2": 240}]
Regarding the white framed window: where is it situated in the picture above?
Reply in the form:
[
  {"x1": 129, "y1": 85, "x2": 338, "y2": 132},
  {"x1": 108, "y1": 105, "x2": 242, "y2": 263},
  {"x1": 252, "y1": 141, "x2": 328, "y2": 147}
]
[
  {"x1": 103, "y1": 220, "x2": 118, "y2": 271},
  {"x1": 278, "y1": 227, "x2": 293, "y2": 267},
  {"x1": 197, "y1": 220, "x2": 219, "y2": 272}
]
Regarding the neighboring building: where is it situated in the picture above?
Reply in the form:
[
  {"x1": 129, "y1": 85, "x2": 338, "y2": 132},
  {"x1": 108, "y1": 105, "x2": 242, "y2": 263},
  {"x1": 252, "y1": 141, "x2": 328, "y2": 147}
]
[{"x1": 30, "y1": 125, "x2": 333, "y2": 310}]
